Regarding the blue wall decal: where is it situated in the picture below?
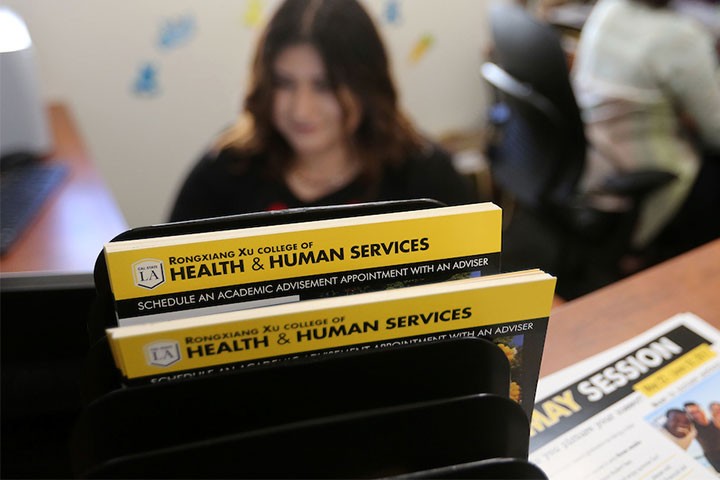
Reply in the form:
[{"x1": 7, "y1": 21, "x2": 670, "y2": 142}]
[
  {"x1": 158, "y1": 13, "x2": 196, "y2": 50},
  {"x1": 132, "y1": 62, "x2": 160, "y2": 96},
  {"x1": 384, "y1": 0, "x2": 401, "y2": 24}
]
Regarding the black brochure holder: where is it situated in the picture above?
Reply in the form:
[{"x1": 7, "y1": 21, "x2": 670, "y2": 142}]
[{"x1": 75, "y1": 199, "x2": 547, "y2": 479}]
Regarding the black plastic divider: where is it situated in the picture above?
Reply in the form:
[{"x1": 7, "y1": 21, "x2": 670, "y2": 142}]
[
  {"x1": 71, "y1": 337, "x2": 510, "y2": 477},
  {"x1": 82, "y1": 394, "x2": 530, "y2": 479},
  {"x1": 389, "y1": 458, "x2": 548, "y2": 479}
]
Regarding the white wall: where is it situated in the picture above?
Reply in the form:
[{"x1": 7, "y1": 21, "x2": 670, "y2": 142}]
[{"x1": 5, "y1": 0, "x2": 501, "y2": 228}]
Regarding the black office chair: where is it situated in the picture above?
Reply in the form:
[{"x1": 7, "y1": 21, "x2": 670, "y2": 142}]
[{"x1": 481, "y1": 3, "x2": 676, "y2": 298}]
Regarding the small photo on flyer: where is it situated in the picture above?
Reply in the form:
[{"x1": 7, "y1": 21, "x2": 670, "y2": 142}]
[{"x1": 646, "y1": 370, "x2": 720, "y2": 475}]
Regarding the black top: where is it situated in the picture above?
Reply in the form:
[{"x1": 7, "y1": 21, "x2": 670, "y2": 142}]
[
  {"x1": 169, "y1": 143, "x2": 475, "y2": 222},
  {"x1": 694, "y1": 422, "x2": 720, "y2": 470}
]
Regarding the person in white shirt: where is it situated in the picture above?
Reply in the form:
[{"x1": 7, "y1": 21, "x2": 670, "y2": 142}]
[{"x1": 572, "y1": 0, "x2": 720, "y2": 261}]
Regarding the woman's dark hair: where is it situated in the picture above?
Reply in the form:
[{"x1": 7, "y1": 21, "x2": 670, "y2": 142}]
[{"x1": 217, "y1": 0, "x2": 422, "y2": 181}]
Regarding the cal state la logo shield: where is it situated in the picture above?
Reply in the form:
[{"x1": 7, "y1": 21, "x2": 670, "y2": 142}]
[
  {"x1": 145, "y1": 340, "x2": 181, "y2": 367},
  {"x1": 132, "y1": 259, "x2": 166, "y2": 289}
]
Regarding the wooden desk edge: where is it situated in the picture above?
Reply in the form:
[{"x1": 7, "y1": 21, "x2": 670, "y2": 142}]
[{"x1": 541, "y1": 239, "x2": 720, "y2": 377}]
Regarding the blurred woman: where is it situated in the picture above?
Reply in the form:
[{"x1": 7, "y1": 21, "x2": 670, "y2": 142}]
[{"x1": 169, "y1": 0, "x2": 472, "y2": 221}]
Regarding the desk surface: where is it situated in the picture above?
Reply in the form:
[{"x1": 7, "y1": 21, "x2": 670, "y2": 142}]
[
  {"x1": 542, "y1": 238, "x2": 720, "y2": 377},
  {"x1": 0, "y1": 103, "x2": 127, "y2": 274}
]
